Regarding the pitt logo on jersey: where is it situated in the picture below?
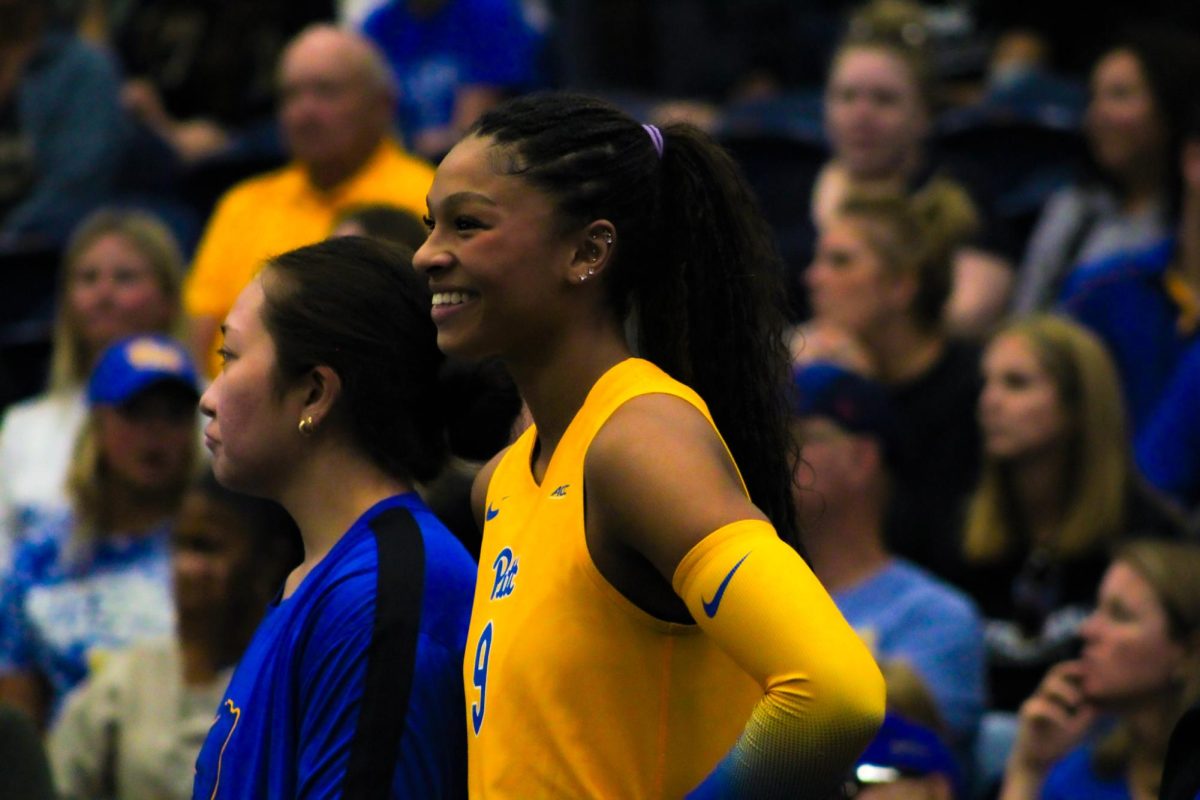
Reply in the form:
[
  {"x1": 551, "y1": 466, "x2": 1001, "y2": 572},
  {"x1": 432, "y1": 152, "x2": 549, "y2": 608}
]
[{"x1": 490, "y1": 547, "x2": 519, "y2": 600}]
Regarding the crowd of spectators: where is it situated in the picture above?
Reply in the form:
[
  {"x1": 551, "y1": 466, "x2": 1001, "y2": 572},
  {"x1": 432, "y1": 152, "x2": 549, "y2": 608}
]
[{"x1": 0, "y1": 0, "x2": 1199, "y2": 798}]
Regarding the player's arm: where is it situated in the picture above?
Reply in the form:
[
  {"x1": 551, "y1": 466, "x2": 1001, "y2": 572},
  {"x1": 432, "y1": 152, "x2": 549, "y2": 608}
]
[{"x1": 586, "y1": 395, "x2": 885, "y2": 799}]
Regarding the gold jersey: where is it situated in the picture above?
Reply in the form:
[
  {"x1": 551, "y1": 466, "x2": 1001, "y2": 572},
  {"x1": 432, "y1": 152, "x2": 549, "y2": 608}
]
[{"x1": 463, "y1": 358, "x2": 760, "y2": 799}]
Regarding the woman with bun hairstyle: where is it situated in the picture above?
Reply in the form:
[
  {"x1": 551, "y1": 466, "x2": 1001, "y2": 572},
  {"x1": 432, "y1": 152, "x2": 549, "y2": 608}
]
[{"x1": 804, "y1": 180, "x2": 982, "y2": 581}]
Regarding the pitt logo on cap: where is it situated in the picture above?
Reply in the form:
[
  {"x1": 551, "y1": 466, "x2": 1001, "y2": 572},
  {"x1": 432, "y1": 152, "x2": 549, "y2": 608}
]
[{"x1": 127, "y1": 339, "x2": 186, "y2": 372}]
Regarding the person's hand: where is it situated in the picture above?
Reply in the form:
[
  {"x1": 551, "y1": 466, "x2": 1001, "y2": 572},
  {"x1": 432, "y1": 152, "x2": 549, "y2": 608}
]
[
  {"x1": 170, "y1": 119, "x2": 231, "y2": 163},
  {"x1": 1006, "y1": 661, "x2": 1098, "y2": 782}
]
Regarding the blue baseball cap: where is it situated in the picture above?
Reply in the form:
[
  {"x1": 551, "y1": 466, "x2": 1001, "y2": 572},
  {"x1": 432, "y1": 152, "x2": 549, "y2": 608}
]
[
  {"x1": 791, "y1": 361, "x2": 900, "y2": 465},
  {"x1": 87, "y1": 334, "x2": 201, "y2": 406},
  {"x1": 854, "y1": 713, "x2": 963, "y2": 798}
]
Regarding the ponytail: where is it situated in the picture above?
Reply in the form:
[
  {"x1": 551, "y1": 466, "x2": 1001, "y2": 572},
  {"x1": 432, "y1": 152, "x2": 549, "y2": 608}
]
[
  {"x1": 470, "y1": 92, "x2": 802, "y2": 553},
  {"x1": 644, "y1": 124, "x2": 801, "y2": 552}
]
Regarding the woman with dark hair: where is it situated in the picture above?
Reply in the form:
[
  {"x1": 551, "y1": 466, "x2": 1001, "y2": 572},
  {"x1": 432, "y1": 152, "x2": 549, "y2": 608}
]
[
  {"x1": 191, "y1": 236, "x2": 475, "y2": 798},
  {"x1": 415, "y1": 91, "x2": 884, "y2": 798},
  {"x1": 1013, "y1": 26, "x2": 1200, "y2": 313}
]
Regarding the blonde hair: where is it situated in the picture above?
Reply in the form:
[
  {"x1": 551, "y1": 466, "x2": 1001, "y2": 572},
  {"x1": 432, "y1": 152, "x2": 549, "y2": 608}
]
[
  {"x1": 879, "y1": 659, "x2": 946, "y2": 734},
  {"x1": 963, "y1": 315, "x2": 1128, "y2": 563},
  {"x1": 838, "y1": 180, "x2": 978, "y2": 330},
  {"x1": 1093, "y1": 540, "x2": 1200, "y2": 777},
  {"x1": 835, "y1": 0, "x2": 936, "y2": 110},
  {"x1": 48, "y1": 210, "x2": 185, "y2": 394}
]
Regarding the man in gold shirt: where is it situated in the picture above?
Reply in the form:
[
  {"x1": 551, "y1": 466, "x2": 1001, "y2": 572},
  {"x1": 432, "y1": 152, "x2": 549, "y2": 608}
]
[{"x1": 184, "y1": 24, "x2": 434, "y2": 375}]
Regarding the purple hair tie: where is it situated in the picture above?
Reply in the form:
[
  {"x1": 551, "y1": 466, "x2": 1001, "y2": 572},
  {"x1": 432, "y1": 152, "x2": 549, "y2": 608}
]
[{"x1": 642, "y1": 123, "x2": 664, "y2": 159}]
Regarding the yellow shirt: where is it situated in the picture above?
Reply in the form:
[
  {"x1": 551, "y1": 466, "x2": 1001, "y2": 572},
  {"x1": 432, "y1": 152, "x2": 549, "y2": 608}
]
[
  {"x1": 465, "y1": 359, "x2": 761, "y2": 799},
  {"x1": 183, "y1": 138, "x2": 434, "y2": 374}
]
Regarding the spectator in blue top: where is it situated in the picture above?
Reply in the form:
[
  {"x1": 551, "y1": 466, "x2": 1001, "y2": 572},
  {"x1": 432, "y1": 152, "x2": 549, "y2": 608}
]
[
  {"x1": 999, "y1": 540, "x2": 1200, "y2": 800},
  {"x1": 1060, "y1": 100, "x2": 1200, "y2": 439},
  {"x1": 1013, "y1": 27, "x2": 1200, "y2": 314},
  {"x1": 360, "y1": 0, "x2": 542, "y2": 160},
  {"x1": 0, "y1": 334, "x2": 201, "y2": 727},
  {"x1": 192, "y1": 236, "x2": 475, "y2": 798},
  {"x1": 791, "y1": 361, "x2": 986, "y2": 751},
  {"x1": 0, "y1": 0, "x2": 126, "y2": 247}
]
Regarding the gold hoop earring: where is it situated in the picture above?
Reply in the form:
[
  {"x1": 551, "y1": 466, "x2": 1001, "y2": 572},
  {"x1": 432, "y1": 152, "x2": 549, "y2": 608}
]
[{"x1": 298, "y1": 416, "x2": 316, "y2": 436}]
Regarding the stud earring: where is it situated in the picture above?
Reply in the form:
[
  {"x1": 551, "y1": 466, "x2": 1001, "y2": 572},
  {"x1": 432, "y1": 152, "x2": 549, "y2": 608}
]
[{"x1": 298, "y1": 416, "x2": 316, "y2": 436}]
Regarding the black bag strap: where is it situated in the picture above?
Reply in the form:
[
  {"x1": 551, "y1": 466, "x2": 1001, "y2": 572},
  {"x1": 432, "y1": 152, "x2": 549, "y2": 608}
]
[{"x1": 342, "y1": 505, "x2": 427, "y2": 800}]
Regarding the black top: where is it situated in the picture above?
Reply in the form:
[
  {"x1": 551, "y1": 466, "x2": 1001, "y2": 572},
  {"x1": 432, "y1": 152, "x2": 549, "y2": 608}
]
[
  {"x1": 884, "y1": 339, "x2": 983, "y2": 583},
  {"x1": 962, "y1": 482, "x2": 1185, "y2": 712}
]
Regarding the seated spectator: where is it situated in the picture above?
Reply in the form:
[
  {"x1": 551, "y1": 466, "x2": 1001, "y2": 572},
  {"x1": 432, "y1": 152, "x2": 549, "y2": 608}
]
[
  {"x1": 360, "y1": 0, "x2": 543, "y2": 161},
  {"x1": 805, "y1": 182, "x2": 982, "y2": 581},
  {"x1": 792, "y1": 361, "x2": 986, "y2": 749},
  {"x1": 1013, "y1": 27, "x2": 1200, "y2": 313},
  {"x1": 47, "y1": 469, "x2": 300, "y2": 800},
  {"x1": 0, "y1": 334, "x2": 200, "y2": 726},
  {"x1": 850, "y1": 663, "x2": 965, "y2": 799},
  {"x1": 999, "y1": 540, "x2": 1200, "y2": 800},
  {"x1": 184, "y1": 24, "x2": 434, "y2": 376},
  {"x1": 1060, "y1": 105, "x2": 1200, "y2": 440},
  {"x1": 331, "y1": 202, "x2": 428, "y2": 250},
  {"x1": 0, "y1": 210, "x2": 185, "y2": 551},
  {"x1": 963, "y1": 315, "x2": 1184, "y2": 712},
  {"x1": 0, "y1": 0, "x2": 126, "y2": 247},
  {"x1": 800, "y1": 0, "x2": 1017, "y2": 335}
]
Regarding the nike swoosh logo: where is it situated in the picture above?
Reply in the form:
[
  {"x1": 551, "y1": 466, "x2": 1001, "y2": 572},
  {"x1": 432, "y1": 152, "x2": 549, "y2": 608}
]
[
  {"x1": 702, "y1": 552, "x2": 751, "y2": 618},
  {"x1": 485, "y1": 504, "x2": 500, "y2": 521}
]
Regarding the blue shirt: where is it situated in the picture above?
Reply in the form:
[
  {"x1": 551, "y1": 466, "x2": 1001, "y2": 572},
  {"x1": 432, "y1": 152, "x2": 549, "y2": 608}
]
[
  {"x1": 362, "y1": 0, "x2": 540, "y2": 142},
  {"x1": 834, "y1": 559, "x2": 986, "y2": 745},
  {"x1": 1042, "y1": 744, "x2": 1129, "y2": 800},
  {"x1": 1060, "y1": 237, "x2": 1198, "y2": 437},
  {"x1": 191, "y1": 493, "x2": 475, "y2": 799},
  {"x1": 0, "y1": 512, "x2": 173, "y2": 717}
]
